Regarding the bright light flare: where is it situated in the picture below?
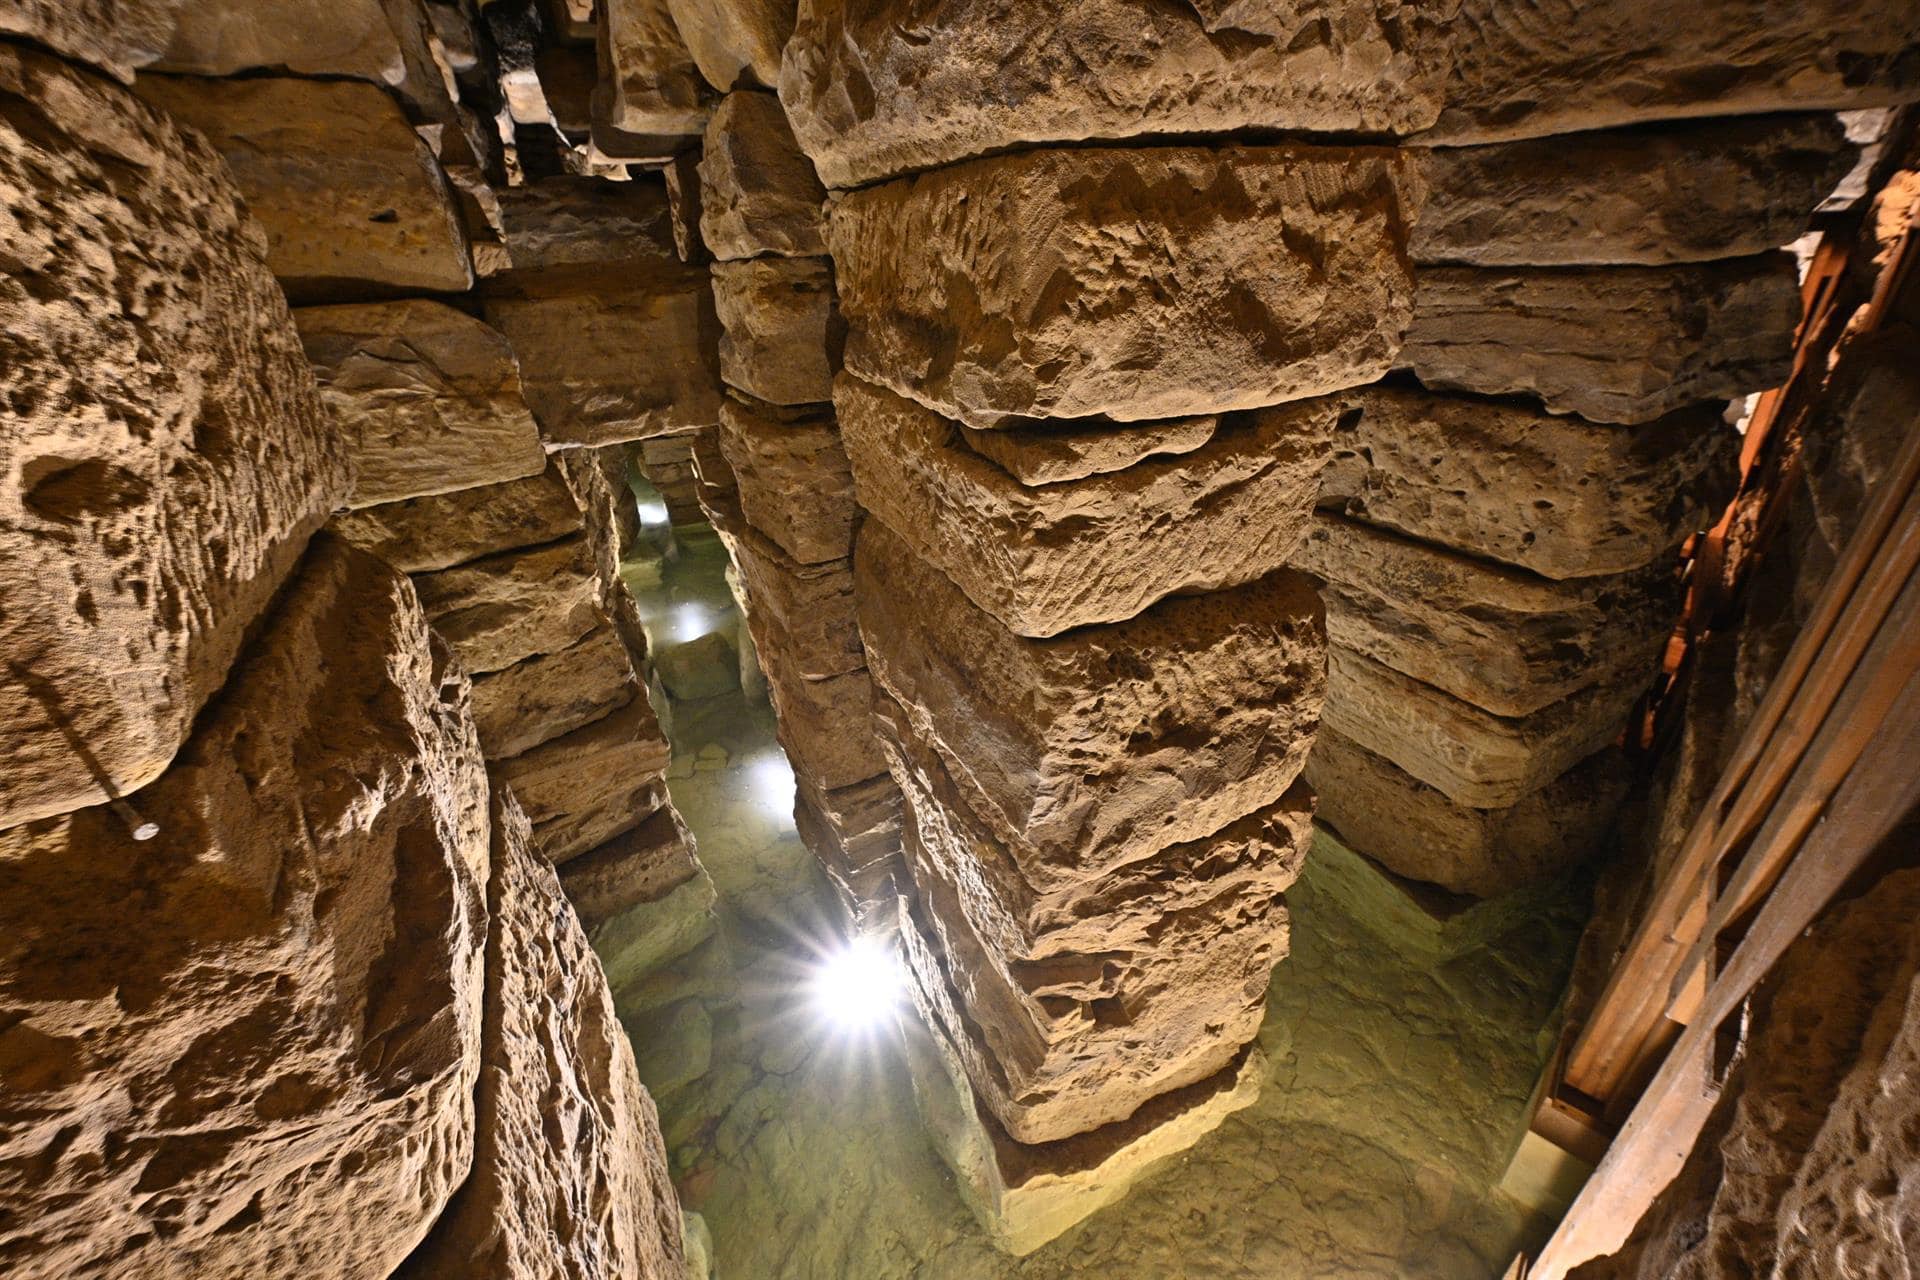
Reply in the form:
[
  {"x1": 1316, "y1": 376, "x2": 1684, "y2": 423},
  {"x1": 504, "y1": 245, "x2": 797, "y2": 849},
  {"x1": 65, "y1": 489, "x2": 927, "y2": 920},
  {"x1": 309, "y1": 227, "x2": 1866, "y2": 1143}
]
[
  {"x1": 745, "y1": 752, "x2": 795, "y2": 816},
  {"x1": 636, "y1": 498, "x2": 671, "y2": 526},
  {"x1": 668, "y1": 602, "x2": 710, "y2": 643},
  {"x1": 808, "y1": 935, "x2": 906, "y2": 1035}
]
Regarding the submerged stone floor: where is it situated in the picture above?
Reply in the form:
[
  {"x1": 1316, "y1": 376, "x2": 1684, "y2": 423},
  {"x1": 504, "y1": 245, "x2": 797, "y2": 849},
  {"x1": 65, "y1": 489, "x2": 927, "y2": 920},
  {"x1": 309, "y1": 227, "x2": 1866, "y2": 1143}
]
[{"x1": 612, "y1": 506, "x2": 1583, "y2": 1280}]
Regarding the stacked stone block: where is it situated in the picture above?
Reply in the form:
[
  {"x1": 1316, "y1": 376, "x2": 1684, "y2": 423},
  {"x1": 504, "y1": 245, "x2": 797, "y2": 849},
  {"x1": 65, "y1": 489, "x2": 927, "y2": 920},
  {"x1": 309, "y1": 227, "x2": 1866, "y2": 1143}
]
[
  {"x1": 780, "y1": 0, "x2": 1893, "y2": 1250},
  {"x1": 0, "y1": 25, "x2": 685, "y2": 1277},
  {"x1": 692, "y1": 85, "x2": 906, "y2": 928}
]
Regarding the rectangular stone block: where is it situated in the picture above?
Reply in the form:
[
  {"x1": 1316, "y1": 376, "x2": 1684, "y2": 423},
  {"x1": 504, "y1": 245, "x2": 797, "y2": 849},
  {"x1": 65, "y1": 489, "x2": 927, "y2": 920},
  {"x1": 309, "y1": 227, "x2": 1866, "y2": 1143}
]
[
  {"x1": 794, "y1": 771, "x2": 905, "y2": 927},
  {"x1": 1401, "y1": 253, "x2": 1800, "y2": 424},
  {"x1": 1408, "y1": 114, "x2": 1854, "y2": 266},
  {"x1": 1306, "y1": 727, "x2": 1632, "y2": 898},
  {"x1": 1323, "y1": 645, "x2": 1647, "y2": 810},
  {"x1": 1295, "y1": 515, "x2": 1683, "y2": 718},
  {"x1": 717, "y1": 394, "x2": 857, "y2": 564},
  {"x1": 781, "y1": 0, "x2": 1451, "y2": 188},
  {"x1": 595, "y1": 0, "x2": 708, "y2": 136},
  {"x1": 699, "y1": 89, "x2": 828, "y2": 260},
  {"x1": 414, "y1": 536, "x2": 603, "y2": 675},
  {"x1": 491, "y1": 699, "x2": 674, "y2": 862},
  {"x1": 134, "y1": 74, "x2": 473, "y2": 300},
  {"x1": 840, "y1": 375, "x2": 1332, "y2": 636},
  {"x1": 484, "y1": 266, "x2": 723, "y2": 446},
  {"x1": 856, "y1": 520, "x2": 1324, "y2": 880},
  {"x1": 897, "y1": 851, "x2": 1280, "y2": 1144},
  {"x1": 557, "y1": 803, "x2": 701, "y2": 926},
  {"x1": 470, "y1": 624, "x2": 640, "y2": 759},
  {"x1": 899, "y1": 1004, "x2": 1263, "y2": 1258},
  {"x1": 763, "y1": 660, "x2": 887, "y2": 792},
  {"x1": 829, "y1": 144, "x2": 1422, "y2": 427},
  {"x1": 0, "y1": 45, "x2": 346, "y2": 830},
  {"x1": 712, "y1": 255, "x2": 838, "y2": 406},
  {"x1": 495, "y1": 176, "x2": 683, "y2": 273},
  {"x1": 295, "y1": 300, "x2": 546, "y2": 508},
  {"x1": 330, "y1": 465, "x2": 585, "y2": 574},
  {"x1": 718, "y1": 523, "x2": 865, "y2": 681},
  {"x1": 1320, "y1": 383, "x2": 1739, "y2": 579}
]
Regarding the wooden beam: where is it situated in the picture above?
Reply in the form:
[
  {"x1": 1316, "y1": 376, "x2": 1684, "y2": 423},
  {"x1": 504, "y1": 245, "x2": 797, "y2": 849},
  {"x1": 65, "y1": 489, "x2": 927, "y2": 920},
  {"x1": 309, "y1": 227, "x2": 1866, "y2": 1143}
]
[{"x1": 1530, "y1": 666, "x2": 1920, "y2": 1280}]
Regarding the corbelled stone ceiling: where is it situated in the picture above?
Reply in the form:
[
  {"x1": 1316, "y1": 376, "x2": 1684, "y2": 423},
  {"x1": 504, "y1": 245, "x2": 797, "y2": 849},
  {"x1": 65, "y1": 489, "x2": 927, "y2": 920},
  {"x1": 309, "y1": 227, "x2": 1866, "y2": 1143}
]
[{"x1": 1, "y1": 1, "x2": 1917, "y2": 1277}]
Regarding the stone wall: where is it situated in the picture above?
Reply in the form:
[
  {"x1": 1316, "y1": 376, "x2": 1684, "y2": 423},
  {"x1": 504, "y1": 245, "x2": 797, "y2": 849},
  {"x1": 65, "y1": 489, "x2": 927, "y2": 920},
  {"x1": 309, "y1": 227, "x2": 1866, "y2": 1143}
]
[{"x1": 0, "y1": 8, "x2": 704, "y2": 1275}]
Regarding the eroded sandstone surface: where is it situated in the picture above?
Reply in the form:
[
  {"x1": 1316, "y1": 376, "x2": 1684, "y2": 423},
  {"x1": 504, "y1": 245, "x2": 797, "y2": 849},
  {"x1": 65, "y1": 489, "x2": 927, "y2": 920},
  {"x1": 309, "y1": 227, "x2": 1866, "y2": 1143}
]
[
  {"x1": 0, "y1": 536, "x2": 490, "y2": 1280},
  {"x1": 0, "y1": 44, "x2": 345, "y2": 829}
]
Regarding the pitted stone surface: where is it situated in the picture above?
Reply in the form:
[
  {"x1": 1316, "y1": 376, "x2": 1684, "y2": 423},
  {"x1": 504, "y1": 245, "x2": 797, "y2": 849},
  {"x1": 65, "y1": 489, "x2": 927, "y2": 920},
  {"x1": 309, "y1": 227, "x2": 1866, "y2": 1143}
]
[
  {"x1": 841, "y1": 376, "x2": 1331, "y2": 637},
  {"x1": 134, "y1": 73, "x2": 473, "y2": 300},
  {"x1": 712, "y1": 256, "x2": 838, "y2": 406},
  {"x1": 1295, "y1": 515, "x2": 1682, "y2": 718},
  {"x1": 396, "y1": 793, "x2": 686, "y2": 1279},
  {"x1": 717, "y1": 394, "x2": 856, "y2": 564},
  {"x1": 296, "y1": 300, "x2": 546, "y2": 508},
  {"x1": 857, "y1": 521, "x2": 1324, "y2": 880},
  {"x1": 0, "y1": 536, "x2": 490, "y2": 1280},
  {"x1": 1324, "y1": 645, "x2": 1647, "y2": 809},
  {"x1": 331, "y1": 465, "x2": 584, "y2": 574},
  {"x1": 0, "y1": 45, "x2": 345, "y2": 829},
  {"x1": 830, "y1": 144, "x2": 1422, "y2": 427},
  {"x1": 717, "y1": 522, "x2": 866, "y2": 680},
  {"x1": 0, "y1": 0, "x2": 179, "y2": 80},
  {"x1": 699, "y1": 91, "x2": 828, "y2": 260},
  {"x1": 495, "y1": 176, "x2": 682, "y2": 272},
  {"x1": 558, "y1": 804, "x2": 701, "y2": 927},
  {"x1": 1409, "y1": 114, "x2": 1854, "y2": 266},
  {"x1": 1402, "y1": 254, "x2": 1800, "y2": 424},
  {"x1": 1307, "y1": 728, "x2": 1632, "y2": 896},
  {"x1": 781, "y1": 0, "x2": 1452, "y2": 188},
  {"x1": 1320, "y1": 383, "x2": 1739, "y2": 578}
]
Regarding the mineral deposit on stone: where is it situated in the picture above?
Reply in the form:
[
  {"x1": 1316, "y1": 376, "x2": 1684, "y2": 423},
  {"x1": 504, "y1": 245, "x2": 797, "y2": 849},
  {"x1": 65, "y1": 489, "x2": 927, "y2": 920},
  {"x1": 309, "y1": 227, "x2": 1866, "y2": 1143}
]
[
  {"x1": 1307, "y1": 728, "x2": 1632, "y2": 896},
  {"x1": 857, "y1": 521, "x2": 1325, "y2": 878},
  {"x1": 717, "y1": 394, "x2": 856, "y2": 564},
  {"x1": 330, "y1": 465, "x2": 585, "y2": 573},
  {"x1": 134, "y1": 74, "x2": 474, "y2": 299},
  {"x1": 1295, "y1": 515, "x2": 1683, "y2": 718},
  {"x1": 0, "y1": 44, "x2": 345, "y2": 829},
  {"x1": 712, "y1": 255, "x2": 839, "y2": 406},
  {"x1": 1323, "y1": 646, "x2": 1648, "y2": 809},
  {"x1": 699, "y1": 90, "x2": 828, "y2": 260},
  {"x1": 397, "y1": 793, "x2": 686, "y2": 1279},
  {"x1": 840, "y1": 376, "x2": 1332, "y2": 636},
  {"x1": 1409, "y1": 114, "x2": 1854, "y2": 266},
  {"x1": 414, "y1": 535, "x2": 604, "y2": 674},
  {"x1": 485, "y1": 266, "x2": 724, "y2": 445},
  {"x1": 1401, "y1": 254, "x2": 1800, "y2": 424},
  {"x1": 492, "y1": 698, "x2": 675, "y2": 862},
  {"x1": 830, "y1": 145, "x2": 1421, "y2": 426},
  {"x1": 470, "y1": 624, "x2": 640, "y2": 759},
  {"x1": 780, "y1": 0, "x2": 1452, "y2": 188},
  {"x1": 296, "y1": 300, "x2": 546, "y2": 507},
  {"x1": 1320, "y1": 384, "x2": 1739, "y2": 578},
  {"x1": 0, "y1": 536, "x2": 490, "y2": 1280},
  {"x1": 597, "y1": 0, "x2": 709, "y2": 136}
]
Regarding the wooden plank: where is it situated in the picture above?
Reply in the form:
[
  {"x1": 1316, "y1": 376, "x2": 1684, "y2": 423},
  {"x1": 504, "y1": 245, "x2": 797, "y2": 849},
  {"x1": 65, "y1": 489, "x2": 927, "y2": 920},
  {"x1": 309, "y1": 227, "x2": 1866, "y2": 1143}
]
[
  {"x1": 1532, "y1": 666, "x2": 1920, "y2": 1280},
  {"x1": 1562, "y1": 420, "x2": 1920, "y2": 1101}
]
